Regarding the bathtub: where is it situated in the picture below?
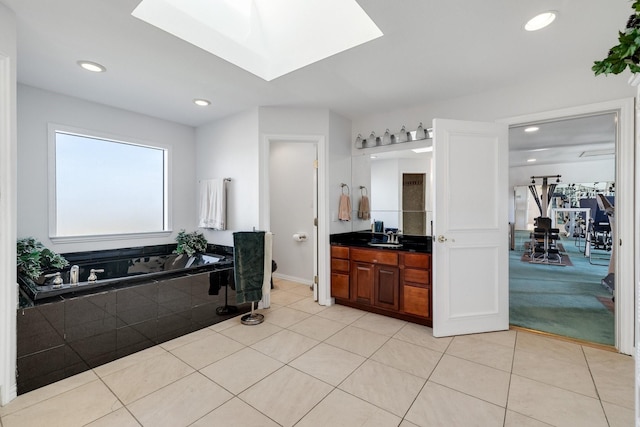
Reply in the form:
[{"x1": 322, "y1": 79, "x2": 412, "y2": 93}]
[
  {"x1": 16, "y1": 244, "x2": 249, "y2": 395},
  {"x1": 18, "y1": 246, "x2": 232, "y2": 302}
]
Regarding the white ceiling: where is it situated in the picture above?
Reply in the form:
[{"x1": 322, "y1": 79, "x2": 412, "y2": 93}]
[
  {"x1": 1, "y1": 0, "x2": 631, "y2": 163},
  {"x1": 509, "y1": 112, "x2": 617, "y2": 167}
]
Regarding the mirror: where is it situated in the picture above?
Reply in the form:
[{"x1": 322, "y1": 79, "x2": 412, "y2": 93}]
[{"x1": 351, "y1": 147, "x2": 433, "y2": 236}]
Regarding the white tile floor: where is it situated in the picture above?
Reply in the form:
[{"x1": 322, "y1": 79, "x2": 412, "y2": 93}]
[{"x1": 0, "y1": 279, "x2": 634, "y2": 427}]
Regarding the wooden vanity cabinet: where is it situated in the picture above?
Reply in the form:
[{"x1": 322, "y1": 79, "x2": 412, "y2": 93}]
[
  {"x1": 350, "y1": 248, "x2": 399, "y2": 309},
  {"x1": 330, "y1": 244, "x2": 432, "y2": 326},
  {"x1": 330, "y1": 246, "x2": 350, "y2": 299},
  {"x1": 400, "y1": 253, "x2": 431, "y2": 319}
]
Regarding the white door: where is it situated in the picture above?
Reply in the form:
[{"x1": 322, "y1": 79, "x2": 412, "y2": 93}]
[{"x1": 432, "y1": 119, "x2": 509, "y2": 337}]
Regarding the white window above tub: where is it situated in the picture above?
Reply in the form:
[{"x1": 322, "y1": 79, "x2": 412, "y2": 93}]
[{"x1": 48, "y1": 124, "x2": 171, "y2": 242}]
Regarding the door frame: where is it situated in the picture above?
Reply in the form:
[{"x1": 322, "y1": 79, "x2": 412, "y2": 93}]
[
  {"x1": 0, "y1": 52, "x2": 17, "y2": 404},
  {"x1": 259, "y1": 134, "x2": 330, "y2": 305},
  {"x1": 498, "y1": 97, "x2": 635, "y2": 355}
]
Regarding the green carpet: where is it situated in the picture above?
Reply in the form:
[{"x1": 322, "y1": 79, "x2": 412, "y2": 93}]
[{"x1": 510, "y1": 231, "x2": 614, "y2": 345}]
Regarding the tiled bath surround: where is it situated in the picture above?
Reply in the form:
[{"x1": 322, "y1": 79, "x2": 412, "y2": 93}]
[{"x1": 16, "y1": 244, "x2": 250, "y2": 394}]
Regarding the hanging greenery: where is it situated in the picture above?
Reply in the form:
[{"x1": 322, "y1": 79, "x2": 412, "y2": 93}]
[
  {"x1": 593, "y1": 1, "x2": 640, "y2": 75},
  {"x1": 174, "y1": 230, "x2": 208, "y2": 257}
]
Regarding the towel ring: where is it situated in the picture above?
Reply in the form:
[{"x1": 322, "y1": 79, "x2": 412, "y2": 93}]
[
  {"x1": 360, "y1": 186, "x2": 368, "y2": 196},
  {"x1": 341, "y1": 183, "x2": 350, "y2": 195}
]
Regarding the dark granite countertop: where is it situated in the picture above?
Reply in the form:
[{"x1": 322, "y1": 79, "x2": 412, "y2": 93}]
[{"x1": 330, "y1": 230, "x2": 432, "y2": 253}]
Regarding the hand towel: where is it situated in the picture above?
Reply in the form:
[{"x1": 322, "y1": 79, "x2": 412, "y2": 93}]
[
  {"x1": 198, "y1": 179, "x2": 226, "y2": 230},
  {"x1": 338, "y1": 194, "x2": 352, "y2": 221},
  {"x1": 233, "y1": 231, "x2": 265, "y2": 304},
  {"x1": 259, "y1": 232, "x2": 273, "y2": 309},
  {"x1": 358, "y1": 195, "x2": 370, "y2": 220}
]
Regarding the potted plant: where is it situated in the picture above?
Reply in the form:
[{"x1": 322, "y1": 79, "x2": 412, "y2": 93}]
[
  {"x1": 174, "y1": 230, "x2": 208, "y2": 257},
  {"x1": 593, "y1": 1, "x2": 640, "y2": 75},
  {"x1": 16, "y1": 237, "x2": 69, "y2": 282}
]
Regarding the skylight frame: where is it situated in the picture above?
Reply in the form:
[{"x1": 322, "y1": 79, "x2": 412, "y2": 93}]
[{"x1": 132, "y1": 0, "x2": 383, "y2": 81}]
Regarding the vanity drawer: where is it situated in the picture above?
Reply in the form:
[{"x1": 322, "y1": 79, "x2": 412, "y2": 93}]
[
  {"x1": 403, "y1": 284, "x2": 431, "y2": 318},
  {"x1": 331, "y1": 273, "x2": 350, "y2": 299},
  {"x1": 351, "y1": 248, "x2": 398, "y2": 266},
  {"x1": 403, "y1": 268, "x2": 430, "y2": 285},
  {"x1": 401, "y1": 253, "x2": 431, "y2": 269},
  {"x1": 331, "y1": 245, "x2": 350, "y2": 259},
  {"x1": 331, "y1": 258, "x2": 350, "y2": 272}
]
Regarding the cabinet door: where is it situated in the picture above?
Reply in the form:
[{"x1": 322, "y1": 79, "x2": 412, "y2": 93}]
[
  {"x1": 403, "y1": 285, "x2": 431, "y2": 318},
  {"x1": 374, "y1": 266, "x2": 399, "y2": 310},
  {"x1": 331, "y1": 273, "x2": 349, "y2": 299},
  {"x1": 351, "y1": 262, "x2": 374, "y2": 305}
]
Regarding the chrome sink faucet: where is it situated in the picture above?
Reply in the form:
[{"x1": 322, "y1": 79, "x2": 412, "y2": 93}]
[
  {"x1": 70, "y1": 265, "x2": 79, "y2": 285},
  {"x1": 386, "y1": 230, "x2": 402, "y2": 244}
]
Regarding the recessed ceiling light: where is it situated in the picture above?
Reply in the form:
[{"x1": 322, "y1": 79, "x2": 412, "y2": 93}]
[
  {"x1": 193, "y1": 99, "x2": 211, "y2": 107},
  {"x1": 524, "y1": 11, "x2": 556, "y2": 31},
  {"x1": 77, "y1": 60, "x2": 106, "y2": 73},
  {"x1": 524, "y1": 126, "x2": 540, "y2": 133},
  {"x1": 527, "y1": 158, "x2": 537, "y2": 162}
]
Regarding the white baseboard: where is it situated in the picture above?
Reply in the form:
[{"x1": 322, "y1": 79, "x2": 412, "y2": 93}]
[{"x1": 272, "y1": 272, "x2": 313, "y2": 286}]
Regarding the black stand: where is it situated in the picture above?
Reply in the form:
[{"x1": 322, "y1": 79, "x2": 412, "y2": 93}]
[{"x1": 216, "y1": 270, "x2": 238, "y2": 315}]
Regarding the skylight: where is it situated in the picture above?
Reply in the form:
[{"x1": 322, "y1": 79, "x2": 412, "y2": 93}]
[{"x1": 132, "y1": 0, "x2": 383, "y2": 81}]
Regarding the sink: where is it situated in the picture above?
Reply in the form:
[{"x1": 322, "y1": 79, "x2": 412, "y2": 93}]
[{"x1": 368, "y1": 242, "x2": 403, "y2": 248}]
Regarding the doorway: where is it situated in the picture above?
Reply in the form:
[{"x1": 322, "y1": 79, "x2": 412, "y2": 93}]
[
  {"x1": 268, "y1": 141, "x2": 317, "y2": 288},
  {"x1": 402, "y1": 173, "x2": 426, "y2": 235},
  {"x1": 503, "y1": 98, "x2": 635, "y2": 354},
  {"x1": 260, "y1": 133, "x2": 328, "y2": 305}
]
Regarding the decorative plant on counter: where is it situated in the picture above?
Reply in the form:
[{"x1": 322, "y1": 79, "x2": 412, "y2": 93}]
[
  {"x1": 593, "y1": 1, "x2": 640, "y2": 75},
  {"x1": 174, "y1": 230, "x2": 208, "y2": 257},
  {"x1": 16, "y1": 237, "x2": 69, "y2": 280}
]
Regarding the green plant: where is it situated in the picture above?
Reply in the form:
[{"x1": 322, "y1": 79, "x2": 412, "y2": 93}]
[
  {"x1": 174, "y1": 230, "x2": 208, "y2": 257},
  {"x1": 16, "y1": 237, "x2": 69, "y2": 280},
  {"x1": 593, "y1": 1, "x2": 640, "y2": 75}
]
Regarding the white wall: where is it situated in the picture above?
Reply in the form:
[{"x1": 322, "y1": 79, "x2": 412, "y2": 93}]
[
  {"x1": 351, "y1": 67, "x2": 634, "y2": 137},
  {"x1": 196, "y1": 108, "x2": 260, "y2": 247},
  {"x1": 269, "y1": 141, "x2": 315, "y2": 284},
  {"x1": 328, "y1": 111, "x2": 353, "y2": 235},
  {"x1": 0, "y1": 1, "x2": 17, "y2": 405},
  {"x1": 256, "y1": 107, "x2": 352, "y2": 235},
  {"x1": 195, "y1": 106, "x2": 351, "y2": 304},
  {"x1": 351, "y1": 66, "x2": 630, "y2": 236},
  {"x1": 350, "y1": 153, "x2": 371, "y2": 232},
  {"x1": 17, "y1": 85, "x2": 197, "y2": 253}
]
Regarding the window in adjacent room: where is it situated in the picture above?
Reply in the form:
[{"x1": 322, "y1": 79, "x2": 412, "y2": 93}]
[{"x1": 49, "y1": 125, "x2": 170, "y2": 240}]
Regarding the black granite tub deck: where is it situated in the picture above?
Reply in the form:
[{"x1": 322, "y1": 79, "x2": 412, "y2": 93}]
[{"x1": 16, "y1": 244, "x2": 250, "y2": 395}]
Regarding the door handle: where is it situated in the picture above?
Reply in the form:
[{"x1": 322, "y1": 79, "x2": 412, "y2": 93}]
[{"x1": 437, "y1": 235, "x2": 447, "y2": 243}]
